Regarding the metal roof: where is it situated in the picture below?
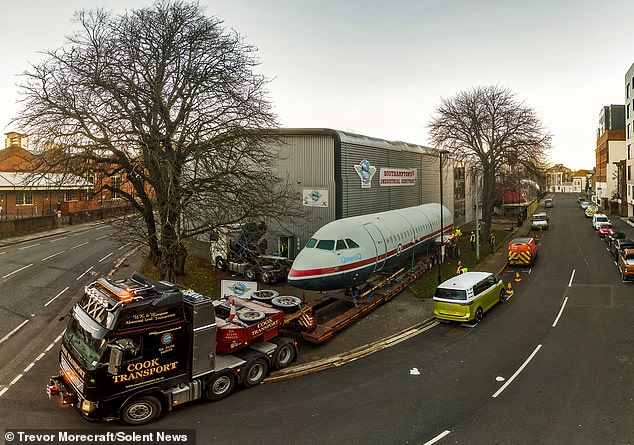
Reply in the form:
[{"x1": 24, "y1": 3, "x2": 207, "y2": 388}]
[{"x1": 0, "y1": 171, "x2": 91, "y2": 190}]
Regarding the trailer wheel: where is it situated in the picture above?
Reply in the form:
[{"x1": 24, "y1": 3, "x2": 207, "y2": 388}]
[
  {"x1": 251, "y1": 290, "x2": 279, "y2": 303},
  {"x1": 238, "y1": 310, "x2": 266, "y2": 323},
  {"x1": 205, "y1": 372, "x2": 236, "y2": 401},
  {"x1": 243, "y1": 357, "x2": 269, "y2": 387},
  {"x1": 271, "y1": 295, "x2": 302, "y2": 313},
  {"x1": 272, "y1": 339, "x2": 297, "y2": 369},
  {"x1": 245, "y1": 267, "x2": 259, "y2": 281},
  {"x1": 121, "y1": 395, "x2": 162, "y2": 425},
  {"x1": 215, "y1": 256, "x2": 227, "y2": 271}
]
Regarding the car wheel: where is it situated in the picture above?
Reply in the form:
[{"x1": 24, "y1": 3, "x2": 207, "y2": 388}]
[
  {"x1": 215, "y1": 256, "x2": 227, "y2": 271},
  {"x1": 499, "y1": 289, "x2": 506, "y2": 303},
  {"x1": 474, "y1": 307, "x2": 483, "y2": 324}
]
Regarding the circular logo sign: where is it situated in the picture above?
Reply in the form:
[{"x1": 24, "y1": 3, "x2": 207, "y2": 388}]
[
  {"x1": 232, "y1": 282, "x2": 247, "y2": 296},
  {"x1": 161, "y1": 333, "x2": 173, "y2": 345}
]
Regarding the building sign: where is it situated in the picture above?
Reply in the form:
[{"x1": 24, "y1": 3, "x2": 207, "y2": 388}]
[
  {"x1": 303, "y1": 189, "x2": 328, "y2": 207},
  {"x1": 353, "y1": 159, "x2": 377, "y2": 189},
  {"x1": 379, "y1": 168, "x2": 416, "y2": 186}
]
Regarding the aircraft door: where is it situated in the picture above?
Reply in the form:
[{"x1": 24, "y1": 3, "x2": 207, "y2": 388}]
[{"x1": 363, "y1": 223, "x2": 387, "y2": 272}]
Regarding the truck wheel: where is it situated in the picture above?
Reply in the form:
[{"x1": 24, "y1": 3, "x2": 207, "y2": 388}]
[
  {"x1": 261, "y1": 271, "x2": 273, "y2": 284},
  {"x1": 243, "y1": 357, "x2": 269, "y2": 387},
  {"x1": 215, "y1": 256, "x2": 227, "y2": 271},
  {"x1": 238, "y1": 310, "x2": 266, "y2": 323},
  {"x1": 205, "y1": 372, "x2": 236, "y2": 401},
  {"x1": 251, "y1": 290, "x2": 279, "y2": 303},
  {"x1": 272, "y1": 339, "x2": 297, "y2": 369},
  {"x1": 271, "y1": 295, "x2": 302, "y2": 313},
  {"x1": 121, "y1": 395, "x2": 162, "y2": 425},
  {"x1": 245, "y1": 268, "x2": 259, "y2": 281}
]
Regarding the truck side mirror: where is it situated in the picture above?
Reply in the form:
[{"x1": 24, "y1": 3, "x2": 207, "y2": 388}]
[{"x1": 108, "y1": 345, "x2": 124, "y2": 375}]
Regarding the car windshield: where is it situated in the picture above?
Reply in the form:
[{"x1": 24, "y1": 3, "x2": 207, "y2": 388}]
[
  {"x1": 532, "y1": 215, "x2": 547, "y2": 221},
  {"x1": 434, "y1": 288, "x2": 467, "y2": 301},
  {"x1": 596, "y1": 216, "x2": 608, "y2": 223}
]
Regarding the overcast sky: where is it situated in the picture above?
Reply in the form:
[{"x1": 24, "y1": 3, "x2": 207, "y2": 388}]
[{"x1": 1, "y1": 0, "x2": 633, "y2": 170}]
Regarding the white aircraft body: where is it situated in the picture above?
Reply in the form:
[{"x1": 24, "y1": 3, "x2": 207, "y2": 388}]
[{"x1": 288, "y1": 203, "x2": 453, "y2": 291}]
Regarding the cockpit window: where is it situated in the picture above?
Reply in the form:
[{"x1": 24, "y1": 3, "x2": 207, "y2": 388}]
[
  {"x1": 335, "y1": 239, "x2": 347, "y2": 250},
  {"x1": 316, "y1": 240, "x2": 335, "y2": 250},
  {"x1": 345, "y1": 238, "x2": 359, "y2": 248},
  {"x1": 306, "y1": 238, "x2": 317, "y2": 248}
]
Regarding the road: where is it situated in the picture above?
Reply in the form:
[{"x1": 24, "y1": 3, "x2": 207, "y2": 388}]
[{"x1": 1, "y1": 195, "x2": 633, "y2": 445}]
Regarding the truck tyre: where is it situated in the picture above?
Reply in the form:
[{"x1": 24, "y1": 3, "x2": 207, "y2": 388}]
[
  {"x1": 251, "y1": 290, "x2": 279, "y2": 303},
  {"x1": 215, "y1": 256, "x2": 227, "y2": 271},
  {"x1": 261, "y1": 271, "x2": 274, "y2": 284},
  {"x1": 243, "y1": 357, "x2": 269, "y2": 387},
  {"x1": 121, "y1": 395, "x2": 162, "y2": 425},
  {"x1": 238, "y1": 310, "x2": 266, "y2": 324},
  {"x1": 245, "y1": 267, "x2": 258, "y2": 281},
  {"x1": 205, "y1": 372, "x2": 236, "y2": 401},
  {"x1": 272, "y1": 339, "x2": 297, "y2": 369},
  {"x1": 271, "y1": 295, "x2": 302, "y2": 313}
]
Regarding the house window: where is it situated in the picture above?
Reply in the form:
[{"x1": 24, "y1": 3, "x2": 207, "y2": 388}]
[
  {"x1": 629, "y1": 166, "x2": 632, "y2": 181},
  {"x1": 16, "y1": 191, "x2": 33, "y2": 205},
  {"x1": 110, "y1": 176, "x2": 121, "y2": 199}
]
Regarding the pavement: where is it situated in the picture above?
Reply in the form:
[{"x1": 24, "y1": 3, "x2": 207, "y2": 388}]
[{"x1": 0, "y1": 216, "x2": 532, "y2": 380}]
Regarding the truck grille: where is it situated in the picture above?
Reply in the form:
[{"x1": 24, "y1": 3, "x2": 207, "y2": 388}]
[{"x1": 61, "y1": 355, "x2": 84, "y2": 393}]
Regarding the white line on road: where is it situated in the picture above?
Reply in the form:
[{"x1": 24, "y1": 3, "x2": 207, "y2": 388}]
[
  {"x1": 0, "y1": 251, "x2": 6, "y2": 255},
  {"x1": 45, "y1": 286, "x2": 69, "y2": 307},
  {"x1": 118, "y1": 242, "x2": 131, "y2": 250},
  {"x1": 95, "y1": 235, "x2": 109, "y2": 240},
  {"x1": 568, "y1": 269, "x2": 576, "y2": 287},
  {"x1": 0, "y1": 387, "x2": 8, "y2": 397},
  {"x1": 71, "y1": 241, "x2": 89, "y2": 250},
  {"x1": 42, "y1": 251, "x2": 64, "y2": 261},
  {"x1": 35, "y1": 352, "x2": 45, "y2": 361},
  {"x1": 99, "y1": 252, "x2": 114, "y2": 262},
  {"x1": 45, "y1": 342, "x2": 55, "y2": 352},
  {"x1": 49, "y1": 236, "x2": 69, "y2": 243},
  {"x1": 9, "y1": 374, "x2": 23, "y2": 386},
  {"x1": 2, "y1": 263, "x2": 34, "y2": 279},
  {"x1": 76, "y1": 266, "x2": 93, "y2": 280},
  {"x1": 492, "y1": 344, "x2": 542, "y2": 398},
  {"x1": 0, "y1": 319, "x2": 29, "y2": 345},
  {"x1": 552, "y1": 297, "x2": 569, "y2": 327},
  {"x1": 423, "y1": 430, "x2": 451, "y2": 445},
  {"x1": 24, "y1": 362, "x2": 34, "y2": 372},
  {"x1": 18, "y1": 243, "x2": 41, "y2": 250}
]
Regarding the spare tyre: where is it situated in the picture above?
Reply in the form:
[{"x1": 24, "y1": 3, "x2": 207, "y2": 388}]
[
  {"x1": 271, "y1": 295, "x2": 302, "y2": 313},
  {"x1": 251, "y1": 290, "x2": 279, "y2": 303},
  {"x1": 238, "y1": 310, "x2": 266, "y2": 324}
]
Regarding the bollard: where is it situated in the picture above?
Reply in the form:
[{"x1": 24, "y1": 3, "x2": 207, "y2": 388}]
[{"x1": 515, "y1": 272, "x2": 521, "y2": 282}]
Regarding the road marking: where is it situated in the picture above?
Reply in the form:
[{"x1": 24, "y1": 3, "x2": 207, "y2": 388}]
[
  {"x1": 3, "y1": 263, "x2": 34, "y2": 279},
  {"x1": 568, "y1": 269, "x2": 575, "y2": 287},
  {"x1": 42, "y1": 251, "x2": 64, "y2": 261},
  {"x1": 99, "y1": 252, "x2": 114, "y2": 262},
  {"x1": 45, "y1": 286, "x2": 69, "y2": 307},
  {"x1": 35, "y1": 352, "x2": 45, "y2": 361},
  {"x1": 24, "y1": 362, "x2": 34, "y2": 372},
  {"x1": 424, "y1": 430, "x2": 451, "y2": 445},
  {"x1": 18, "y1": 243, "x2": 40, "y2": 250},
  {"x1": 118, "y1": 242, "x2": 131, "y2": 250},
  {"x1": 0, "y1": 388, "x2": 8, "y2": 397},
  {"x1": 0, "y1": 251, "x2": 6, "y2": 255},
  {"x1": 552, "y1": 297, "x2": 569, "y2": 327},
  {"x1": 76, "y1": 266, "x2": 93, "y2": 281},
  {"x1": 45, "y1": 342, "x2": 55, "y2": 352},
  {"x1": 95, "y1": 235, "x2": 109, "y2": 240},
  {"x1": 0, "y1": 319, "x2": 29, "y2": 346},
  {"x1": 492, "y1": 344, "x2": 542, "y2": 398},
  {"x1": 71, "y1": 241, "x2": 89, "y2": 250},
  {"x1": 73, "y1": 230, "x2": 89, "y2": 236},
  {"x1": 9, "y1": 374, "x2": 23, "y2": 386},
  {"x1": 49, "y1": 236, "x2": 69, "y2": 242}
]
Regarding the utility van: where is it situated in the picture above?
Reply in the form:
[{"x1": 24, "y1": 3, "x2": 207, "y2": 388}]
[
  {"x1": 544, "y1": 198, "x2": 553, "y2": 208},
  {"x1": 531, "y1": 212, "x2": 549, "y2": 230},
  {"x1": 433, "y1": 272, "x2": 505, "y2": 324}
]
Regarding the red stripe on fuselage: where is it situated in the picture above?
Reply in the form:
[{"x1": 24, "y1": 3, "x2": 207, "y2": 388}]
[{"x1": 288, "y1": 224, "x2": 453, "y2": 279}]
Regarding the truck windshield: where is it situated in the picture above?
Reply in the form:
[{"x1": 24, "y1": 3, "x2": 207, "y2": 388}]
[{"x1": 65, "y1": 318, "x2": 108, "y2": 369}]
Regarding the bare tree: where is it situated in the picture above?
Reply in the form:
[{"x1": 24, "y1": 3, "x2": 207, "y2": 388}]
[
  {"x1": 428, "y1": 85, "x2": 551, "y2": 237},
  {"x1": 15, "y1": 1, "x2": 301, "y2": 281}
]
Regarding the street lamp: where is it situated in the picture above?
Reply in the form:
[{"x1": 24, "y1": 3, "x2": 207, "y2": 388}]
[{"x1": 438, "y1": 149, "x2": 449, "y2": 285}]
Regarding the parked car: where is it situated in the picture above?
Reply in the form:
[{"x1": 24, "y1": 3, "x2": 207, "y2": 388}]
[
  {"x1": 544, "y1": 198, "x2": 554, "y2": 208},
  {"x1": 611, "y1": 238, "x2": 634, "y2": 260},
  {"x1": 531, "y1": 212, "x2": 549, "y2": 230},
  {"x1": 605, "y1": 230, "x2": 626, "y2": 246},
  {"x1": 585, "y1": 206, "x2": 599, "y2": 218},
  {"x1": 617, "y1": 248, "x2": 634, "y2": 281},
  {"x1": 580, "y1": 201, "x2": 590, "y2": 210},
  {"x1": 592, "y1": 213, "x2": 610, "y2": 228},
  {"x1": 596, "y1": 222, "x2": 614, "y2": 238}
]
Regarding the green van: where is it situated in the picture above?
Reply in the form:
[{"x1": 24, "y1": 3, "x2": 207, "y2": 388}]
[{"x1": 433, "y1": 271, "x2": 505, "y2": 323}]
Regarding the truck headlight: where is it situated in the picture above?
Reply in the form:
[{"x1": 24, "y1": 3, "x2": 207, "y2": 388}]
[{"x1": 80, "y1": 399, "x2": 98, "y2": 414}]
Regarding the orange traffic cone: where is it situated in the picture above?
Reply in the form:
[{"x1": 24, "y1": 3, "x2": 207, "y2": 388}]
[
  {"x1": 515, "y1": 272, "x2": 521, "y2": 282},
  {"x1": 228, "y1": 298, "x2": 237, "y2": 321},
  {"x1": 506, "y1": 282, "x2": 514, "y2": 296}
]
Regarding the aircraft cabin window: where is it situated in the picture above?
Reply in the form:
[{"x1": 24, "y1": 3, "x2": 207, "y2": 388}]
[
  {"x1": 316, "y1": 240, "x2": 335, "y2": 250},
  {"x1": 335, "y1": 239, "x2": 347, "y2": 250},
  {"x1": 345, "y1": 238, "x2": 359, "y2": 248},
  {"x1": 306, "y1": 238, "x2": 317, "y2": 248}
]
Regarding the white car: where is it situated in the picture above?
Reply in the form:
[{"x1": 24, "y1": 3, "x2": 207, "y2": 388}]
[
  {"x1": 531, "y1": 212, "x2": 549, "y2": 230},
  {"x1": 592, "y1": 213, "x2": 609, "y2": 229}
]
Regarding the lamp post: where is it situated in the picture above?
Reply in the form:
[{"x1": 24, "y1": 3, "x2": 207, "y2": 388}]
[{"x1": 438, "y1": 149, "x2": 449, "y2": 285}]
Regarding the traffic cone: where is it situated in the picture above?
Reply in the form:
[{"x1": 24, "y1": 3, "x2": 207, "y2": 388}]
[
  {"x1": 228, "y1": 298, "x2": 236, "y2": 321},
  {"x1": 515, "y1": 272, "x2": 521, "y2": 282},
  {"x1": 506, "y1": 282, "x2": 514, "y2": 296}
]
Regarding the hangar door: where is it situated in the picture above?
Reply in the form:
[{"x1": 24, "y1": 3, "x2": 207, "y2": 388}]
[{"x1": 363, "y1": 223, "x2": 387, "y2": 272}]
